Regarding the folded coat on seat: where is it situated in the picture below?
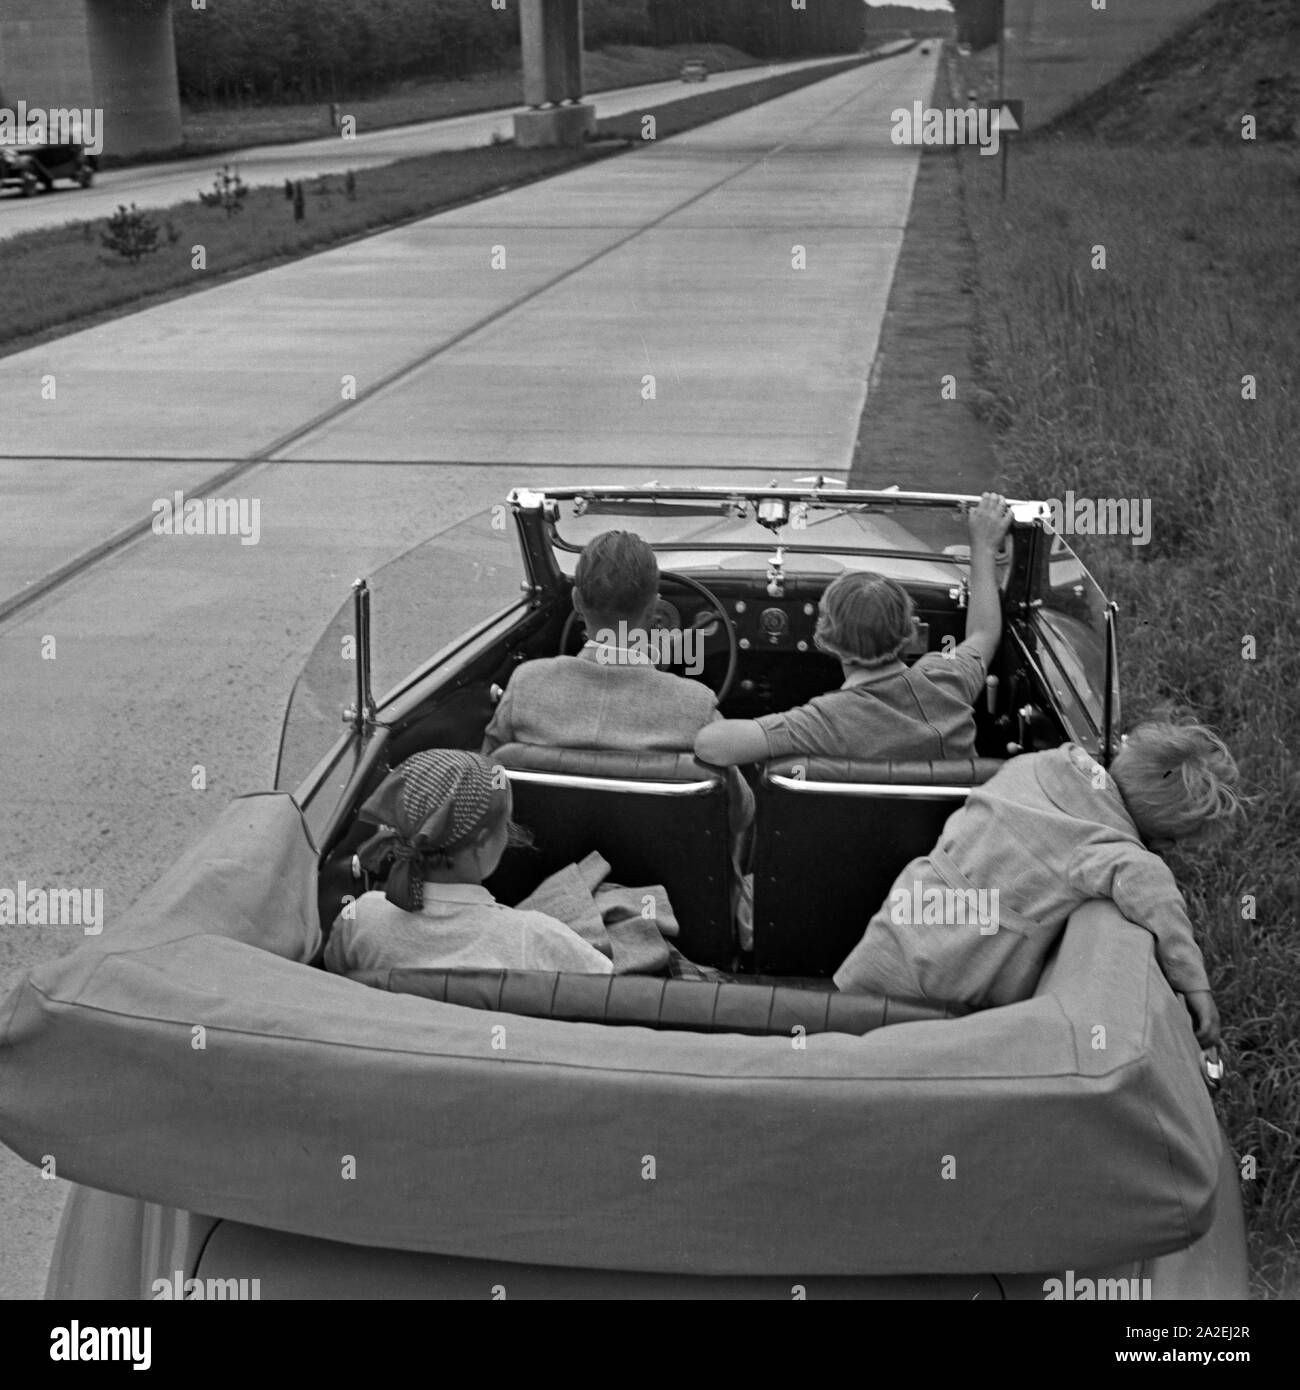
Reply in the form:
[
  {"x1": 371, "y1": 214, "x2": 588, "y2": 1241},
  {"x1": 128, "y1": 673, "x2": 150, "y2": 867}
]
[{"x1": 517, "y1": 851, "x2": 681, "y2": 976}]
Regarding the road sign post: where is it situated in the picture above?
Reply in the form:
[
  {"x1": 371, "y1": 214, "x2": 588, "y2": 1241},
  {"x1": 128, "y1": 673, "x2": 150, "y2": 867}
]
[{"x1": 984, "y1": 100, "x2": 1024, "y2": 199}]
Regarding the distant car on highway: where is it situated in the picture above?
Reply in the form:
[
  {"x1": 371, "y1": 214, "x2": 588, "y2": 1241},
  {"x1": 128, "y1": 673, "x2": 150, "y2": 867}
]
[
  {"x1": 680, "y1": 60, "x2": 709, "y2": 83},
  {"x1": 0, "y1": 139, "x2": 96, "y2": 196}
]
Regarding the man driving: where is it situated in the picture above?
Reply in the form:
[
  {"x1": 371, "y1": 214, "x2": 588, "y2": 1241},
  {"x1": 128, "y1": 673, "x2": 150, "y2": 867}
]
[{"x1": 482, "y1": 530, "x2": 754, "y2": 936}]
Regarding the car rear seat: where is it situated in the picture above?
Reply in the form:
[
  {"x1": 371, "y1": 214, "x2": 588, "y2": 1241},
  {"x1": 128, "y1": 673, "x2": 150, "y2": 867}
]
[
  {"x1": 486, "y1": 743, "x2": 737, "y2": 969},
  {"x1": 384, "y1": 968, "x2": 956, "y2": 1036},
  {"x1": 752, "y1": 757, "x2": 1004, "y2": 978}
]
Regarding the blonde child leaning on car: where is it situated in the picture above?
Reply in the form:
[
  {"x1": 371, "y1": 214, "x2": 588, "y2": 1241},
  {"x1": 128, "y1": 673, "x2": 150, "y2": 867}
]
[{"x1": 834, "y1": 720, "x2": 1244, "y2": 1051}]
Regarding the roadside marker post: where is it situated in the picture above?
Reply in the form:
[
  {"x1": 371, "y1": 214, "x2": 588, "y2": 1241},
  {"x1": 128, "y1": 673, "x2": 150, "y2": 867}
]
[{"x1": 985, "y1": 100, "x2": 1025, "y2": 199}]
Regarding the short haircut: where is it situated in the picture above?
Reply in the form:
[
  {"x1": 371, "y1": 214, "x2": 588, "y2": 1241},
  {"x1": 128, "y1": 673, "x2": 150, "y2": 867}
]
[
  {"x1": 1110, "y1": 720, "x2": 1244, "y2": 844},
  {"x1": 574, "y1": 530, "x2": 658, "y2": 622},
  {"x1": 814, "y1": 572, "x2": 915, "y2": 666}
]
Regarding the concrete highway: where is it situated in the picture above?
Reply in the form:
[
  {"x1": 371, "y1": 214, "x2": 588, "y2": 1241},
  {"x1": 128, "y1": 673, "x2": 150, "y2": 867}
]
[{"x1": 0, "y1": 47, "x2": 936, "y2": 1297}]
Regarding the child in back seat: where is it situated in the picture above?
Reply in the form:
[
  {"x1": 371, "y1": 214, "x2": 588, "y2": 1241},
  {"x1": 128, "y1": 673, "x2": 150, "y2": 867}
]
[
  {"x1": 325, "y1": 750, "x2": 613, "y2": 979},
  {"x1": 833, "y1": 720, "x2": 1244, "y2": 1050},
  {"x1": 694, "y1": 493, "x2": 1014, "y2": 768}
]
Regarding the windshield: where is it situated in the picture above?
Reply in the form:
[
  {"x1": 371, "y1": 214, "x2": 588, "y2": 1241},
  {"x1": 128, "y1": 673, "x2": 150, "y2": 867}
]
[
  {"x1": 551, "y1": 496, "x2": 977, "y2": 586},
  {"x1": 275, "y1": 509, "x2": 523, "y2": 793}
]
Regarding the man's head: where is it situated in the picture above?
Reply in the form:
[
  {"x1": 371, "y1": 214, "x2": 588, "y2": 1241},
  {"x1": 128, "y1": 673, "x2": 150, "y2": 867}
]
[
  {"x1": 573, "y1": 530, "x2": 659, "y2": 638},
  {"x1": 814, "y1": 571, "x2": 916, "y2": 667},
  {"x1": 1110, "y1": 720, "x2": 1244, "y2": 846}
]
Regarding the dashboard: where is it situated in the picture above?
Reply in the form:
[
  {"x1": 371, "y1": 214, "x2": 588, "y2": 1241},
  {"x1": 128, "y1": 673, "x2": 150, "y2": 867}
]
[
  {"x1": 654, "y1": 584, "x2": 939, "y2": 659},
  {"x1": 643, "y1": 577, "x2": 964, "y2": 722}
]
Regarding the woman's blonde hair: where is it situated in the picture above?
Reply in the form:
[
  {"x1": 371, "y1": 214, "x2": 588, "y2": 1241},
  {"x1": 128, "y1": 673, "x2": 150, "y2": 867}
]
[
  {"x1": 1110, "y1": 720, "x2": 1244, "y2": 844},
  {"x1": 814, "y1": 572, "x2": 915, "y2": 667}
]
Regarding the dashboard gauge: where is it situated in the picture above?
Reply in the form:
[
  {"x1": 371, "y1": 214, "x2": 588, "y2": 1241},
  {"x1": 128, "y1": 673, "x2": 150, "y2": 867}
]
[
  {"x1": 691, "y1": 608, "x2": 721, "y2": 638},
  {"x1": 759, "y1": 607, "x2": 788, "y2": 641}
]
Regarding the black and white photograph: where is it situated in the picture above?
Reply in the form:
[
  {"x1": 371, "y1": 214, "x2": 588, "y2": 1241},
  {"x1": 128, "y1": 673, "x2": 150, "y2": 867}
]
[{"x1": 0, "y1": 0, "x2": 1294, "y2": 1345}]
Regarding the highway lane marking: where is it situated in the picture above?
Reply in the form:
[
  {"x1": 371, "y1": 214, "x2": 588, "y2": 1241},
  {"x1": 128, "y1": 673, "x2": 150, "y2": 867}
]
[{"x1": 273, "y1": 76, "x2": 894, "y2": 462}]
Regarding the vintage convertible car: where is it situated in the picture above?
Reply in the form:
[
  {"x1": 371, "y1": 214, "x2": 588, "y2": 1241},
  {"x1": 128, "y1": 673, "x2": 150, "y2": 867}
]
[
  {"x1": 0, "y1": 483, "x2": 1248, "y2": 1299},
  {"x1": 0, "y1": 137, "x2": 96, "y2": 196}
]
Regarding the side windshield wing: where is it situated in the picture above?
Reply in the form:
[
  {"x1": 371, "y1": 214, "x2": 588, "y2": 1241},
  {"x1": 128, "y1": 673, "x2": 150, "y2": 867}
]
[
  {"x1": 1031, "y1": 532, "x2": 1116, "y2": 753},
  {"x1": 275, "y1": 509, "x2": 524, "y2": 794}
]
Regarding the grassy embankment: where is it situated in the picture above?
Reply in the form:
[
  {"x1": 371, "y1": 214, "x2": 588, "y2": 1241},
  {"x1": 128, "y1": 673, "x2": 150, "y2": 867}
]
[
  {"x1": 0, "y1": 53, "x2": 873, "y2": 359},
  {"x1": 960, "y1": 130, "x2": 1300, "y2": 1298},
  {"x1": 168, "y1": 43, "x2": 767, "y2": 161}
]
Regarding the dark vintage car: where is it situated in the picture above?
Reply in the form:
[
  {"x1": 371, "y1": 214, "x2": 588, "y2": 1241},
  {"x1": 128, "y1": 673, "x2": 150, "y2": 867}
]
[
  {"x1": 0, "y1": 138, "x2": 96, "y2": 196},
  {"x1": 0, "y1": 484, "x2": 1248, "y2": 1299}
]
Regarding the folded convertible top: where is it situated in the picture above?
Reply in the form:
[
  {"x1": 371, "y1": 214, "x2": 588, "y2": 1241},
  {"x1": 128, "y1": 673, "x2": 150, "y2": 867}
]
[{"x1": 0, "y1": 792, "x2": 1221, "y2": 1276}]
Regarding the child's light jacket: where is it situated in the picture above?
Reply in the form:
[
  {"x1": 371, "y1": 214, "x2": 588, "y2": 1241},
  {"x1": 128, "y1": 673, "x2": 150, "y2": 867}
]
[{"x1": 834, "y1": 744, "x2": 1212, "y2": 1004}]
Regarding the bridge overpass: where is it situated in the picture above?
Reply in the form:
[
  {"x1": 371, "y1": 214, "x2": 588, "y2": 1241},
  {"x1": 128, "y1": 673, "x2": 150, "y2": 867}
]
[
  {"x1": 0, "y1": 0, "x2": 1230, "y2": 163},
  {"x1": 0, "y1": 0, "x2": 600, "y2": 157},
  {"x1": 0, "y1": 0, "x2": 181, "y2": 156}
]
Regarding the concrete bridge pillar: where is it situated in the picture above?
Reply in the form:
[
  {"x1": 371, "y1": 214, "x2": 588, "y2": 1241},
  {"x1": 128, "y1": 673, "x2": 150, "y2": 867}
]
[
  {"x1": 514, "y1": 0, "x2": 596, "y2": 148},
  {"x1": 0, "y1": 0, "x2": 181, "y2": 158}
]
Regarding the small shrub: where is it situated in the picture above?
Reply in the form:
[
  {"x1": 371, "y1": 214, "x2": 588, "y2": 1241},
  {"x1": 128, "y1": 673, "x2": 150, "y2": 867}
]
[
  {"x1": 198, "y1": 164, "x2": 248, "y2": 217},
  {"x1": 99, "y1": 203, "x2": 161, "y2": 263}
]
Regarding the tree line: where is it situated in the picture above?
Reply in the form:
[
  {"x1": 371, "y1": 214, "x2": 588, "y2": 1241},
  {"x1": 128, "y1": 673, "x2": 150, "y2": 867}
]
[{"x1": 172, "y1": 0, "x2": 872, "y2": 107}]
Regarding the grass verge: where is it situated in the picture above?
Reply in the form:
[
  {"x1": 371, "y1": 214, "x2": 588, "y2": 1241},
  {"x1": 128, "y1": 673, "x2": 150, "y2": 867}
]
[
  {"x1": 597, "y1": 53, "x2": 868, "y2": 140},
  {"x1": 0, "y1": 54, "x2": 871, "y2": 359},
  {"x1": 959, "y1": 136, "x2": 1300, "y2": 1297},
  {"x1": 164, "y1": 44, "x2": 768, "y2": 163}
]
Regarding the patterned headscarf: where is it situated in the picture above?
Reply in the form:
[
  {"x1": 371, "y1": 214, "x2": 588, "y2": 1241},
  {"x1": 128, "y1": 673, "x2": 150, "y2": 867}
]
[{"x1": 355, "y1": 750, "x2": 503, "y2": 910}]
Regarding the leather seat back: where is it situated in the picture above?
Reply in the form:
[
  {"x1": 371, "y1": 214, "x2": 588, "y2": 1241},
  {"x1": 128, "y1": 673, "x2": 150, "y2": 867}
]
[
  {"x1": 486, "y1": 743, "x2": 736, "y2": 968},
  {"x1": 752, "y1": 757, "x2": 1003, "y2": 977}
]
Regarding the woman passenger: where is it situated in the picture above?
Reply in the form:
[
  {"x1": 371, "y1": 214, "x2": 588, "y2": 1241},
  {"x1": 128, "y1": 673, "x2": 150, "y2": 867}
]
[{"x1": 694, "y1": 493, "x2": 1013, "y2": 767}]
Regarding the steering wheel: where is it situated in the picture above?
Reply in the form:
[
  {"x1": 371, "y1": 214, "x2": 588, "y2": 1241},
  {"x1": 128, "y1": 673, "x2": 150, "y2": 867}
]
[{"x1": 559, "y1": 570, "x2": 739, "y2": 704}]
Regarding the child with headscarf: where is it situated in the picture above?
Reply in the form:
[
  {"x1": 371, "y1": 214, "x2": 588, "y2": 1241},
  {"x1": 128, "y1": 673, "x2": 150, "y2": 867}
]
[{"x1": 324, "y1": 749, "x2": 613, "y2": 979}]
